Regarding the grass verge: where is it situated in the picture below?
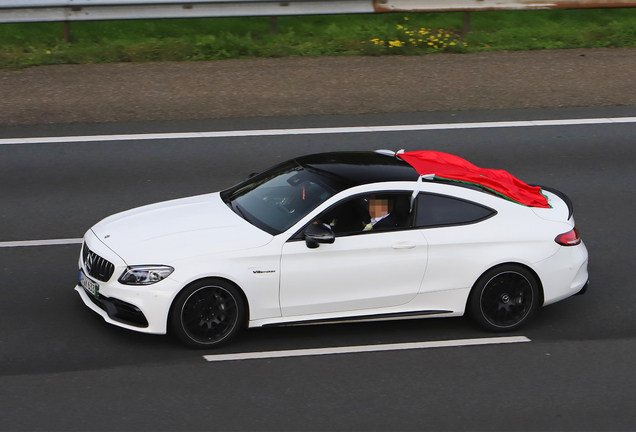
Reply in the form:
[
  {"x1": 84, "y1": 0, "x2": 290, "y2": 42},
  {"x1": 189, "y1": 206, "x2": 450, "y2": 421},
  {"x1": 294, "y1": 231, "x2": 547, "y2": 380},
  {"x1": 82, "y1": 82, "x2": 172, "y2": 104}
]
[{"x1": 1, "y1": 9, "x2": 636, "y2": 68}]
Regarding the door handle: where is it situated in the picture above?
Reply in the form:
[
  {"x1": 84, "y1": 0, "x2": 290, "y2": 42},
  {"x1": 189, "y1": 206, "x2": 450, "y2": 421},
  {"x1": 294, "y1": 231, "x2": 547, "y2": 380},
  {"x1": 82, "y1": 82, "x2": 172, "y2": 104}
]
[{"x1": 392, "y1": 242, "x2": 416, "y2": 249}]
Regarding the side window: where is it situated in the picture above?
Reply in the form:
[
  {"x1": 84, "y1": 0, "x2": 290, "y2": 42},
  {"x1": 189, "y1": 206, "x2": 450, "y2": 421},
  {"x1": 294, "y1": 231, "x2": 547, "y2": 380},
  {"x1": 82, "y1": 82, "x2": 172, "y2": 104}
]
[
  {"x1": 415, "y1": 193, "x2": 495, "y2": 228},
  {"x1": 315, "y1": 192, "x2": 414, "y2": 236}
]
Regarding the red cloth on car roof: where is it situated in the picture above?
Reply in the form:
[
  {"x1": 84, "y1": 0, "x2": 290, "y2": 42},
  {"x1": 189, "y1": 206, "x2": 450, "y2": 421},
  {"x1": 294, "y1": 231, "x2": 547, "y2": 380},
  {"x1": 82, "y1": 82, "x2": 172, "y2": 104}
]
[{"x1": 398, "y1": 151, "x2": 549, "y2": 208}]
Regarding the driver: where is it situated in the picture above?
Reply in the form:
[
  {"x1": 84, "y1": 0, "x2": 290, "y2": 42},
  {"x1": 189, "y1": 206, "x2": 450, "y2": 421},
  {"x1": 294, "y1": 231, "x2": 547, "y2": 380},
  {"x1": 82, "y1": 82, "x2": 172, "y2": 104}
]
[
  {"x1": 313, "y1": 195, "x2": 398, "y2": 234},
  {"x1": 363, "y1": 195, "x2": 396, "y2": 231}
]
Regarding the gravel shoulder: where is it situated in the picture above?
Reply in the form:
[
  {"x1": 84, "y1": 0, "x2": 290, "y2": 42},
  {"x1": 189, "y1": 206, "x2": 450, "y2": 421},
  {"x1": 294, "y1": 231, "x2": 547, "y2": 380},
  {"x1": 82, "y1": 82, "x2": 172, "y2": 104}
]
[{"x1": 1, "y1": 48, "x2": 635, "y2": 126}]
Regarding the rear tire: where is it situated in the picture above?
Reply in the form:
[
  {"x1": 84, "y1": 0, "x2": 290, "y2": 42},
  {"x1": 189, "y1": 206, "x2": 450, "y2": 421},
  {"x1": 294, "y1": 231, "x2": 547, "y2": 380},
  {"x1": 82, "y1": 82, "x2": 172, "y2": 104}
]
[
  {"x1": 170, "y1": 279, "x2": 245, "y2": 349},
  {"x1": 469, "y1": 265, "x2": 540, "y2": 332}
]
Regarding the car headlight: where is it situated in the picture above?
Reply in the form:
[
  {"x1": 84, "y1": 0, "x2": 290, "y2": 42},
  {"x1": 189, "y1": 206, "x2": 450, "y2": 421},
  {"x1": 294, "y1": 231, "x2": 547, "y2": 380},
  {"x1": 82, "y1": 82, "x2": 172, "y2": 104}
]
[{"x1": 118, "y1": 266, "x2": 174, "y2": 285}]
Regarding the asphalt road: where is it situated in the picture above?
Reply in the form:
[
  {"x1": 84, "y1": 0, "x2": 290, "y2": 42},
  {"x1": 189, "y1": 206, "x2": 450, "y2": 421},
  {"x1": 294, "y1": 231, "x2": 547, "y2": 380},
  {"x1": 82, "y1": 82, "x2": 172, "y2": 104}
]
[{"x1": 1, "y1": 105, "x2": 636, "y2": 431}]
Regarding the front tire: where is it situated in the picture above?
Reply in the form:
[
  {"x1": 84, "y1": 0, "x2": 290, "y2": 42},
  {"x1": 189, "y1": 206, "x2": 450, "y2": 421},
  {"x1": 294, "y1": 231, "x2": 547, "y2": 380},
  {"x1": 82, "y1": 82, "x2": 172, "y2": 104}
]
[
  {"x1": 170, "y1": 279, "x2": 245, "y2": 349},
  {"x1": 469, "y1": 265, "x2": 540, "y2": 332}
]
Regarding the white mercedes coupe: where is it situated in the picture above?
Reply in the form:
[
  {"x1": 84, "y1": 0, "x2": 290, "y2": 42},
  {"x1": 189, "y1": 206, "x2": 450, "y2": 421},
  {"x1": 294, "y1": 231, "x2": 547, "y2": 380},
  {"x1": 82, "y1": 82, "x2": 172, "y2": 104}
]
[{"x1": 75, "y1": 150, "x2": 588, "y2": 348}]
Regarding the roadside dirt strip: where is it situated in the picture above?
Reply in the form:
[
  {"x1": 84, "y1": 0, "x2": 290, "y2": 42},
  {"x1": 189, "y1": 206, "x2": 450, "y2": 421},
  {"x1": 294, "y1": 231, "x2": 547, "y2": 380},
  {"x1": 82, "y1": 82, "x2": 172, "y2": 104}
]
[{"x1": 1, "y1": 47, "x2": 635, "y2": 126}]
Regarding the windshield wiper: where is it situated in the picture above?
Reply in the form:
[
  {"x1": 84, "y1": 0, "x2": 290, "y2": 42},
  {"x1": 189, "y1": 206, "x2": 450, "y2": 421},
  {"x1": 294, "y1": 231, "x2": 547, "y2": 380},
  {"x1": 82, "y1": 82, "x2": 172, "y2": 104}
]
[{"x1": 232, "y1": 202, "x2": 248, "y2": 220}]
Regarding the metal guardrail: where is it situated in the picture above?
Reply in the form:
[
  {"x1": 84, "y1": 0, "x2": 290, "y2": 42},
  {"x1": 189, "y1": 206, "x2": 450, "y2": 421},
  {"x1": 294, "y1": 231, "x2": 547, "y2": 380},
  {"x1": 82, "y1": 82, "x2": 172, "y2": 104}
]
[
  {"x1": 8, "y1": 0, "x2": 366, "y2": 23},
  {"x1": 2, "y1": 0, "x2": 636, "y2": 23}
]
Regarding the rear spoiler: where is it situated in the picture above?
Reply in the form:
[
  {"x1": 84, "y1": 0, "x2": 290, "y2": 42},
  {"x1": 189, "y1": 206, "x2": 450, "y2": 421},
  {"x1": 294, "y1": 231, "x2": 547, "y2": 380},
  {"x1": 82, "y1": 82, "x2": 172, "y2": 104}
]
[{"x1": 531, "y1": 185, "x2": 574, "y2": 220}]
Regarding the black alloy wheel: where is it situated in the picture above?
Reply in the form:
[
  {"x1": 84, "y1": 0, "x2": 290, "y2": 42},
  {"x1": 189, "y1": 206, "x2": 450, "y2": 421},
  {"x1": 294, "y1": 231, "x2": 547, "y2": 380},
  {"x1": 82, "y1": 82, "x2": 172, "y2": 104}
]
[
  {"x1": 171, "y1": 280, "x2": 245, "y2": 348},
  {"x1": 469, "y1": 265, "x2": 540, "y2": 332}
]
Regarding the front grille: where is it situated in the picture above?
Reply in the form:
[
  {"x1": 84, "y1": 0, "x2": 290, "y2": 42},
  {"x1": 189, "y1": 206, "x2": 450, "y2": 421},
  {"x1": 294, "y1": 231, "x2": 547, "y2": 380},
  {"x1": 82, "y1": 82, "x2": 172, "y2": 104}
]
[{"x1": 82, "y1": 243, "x2": 115, "y2": 282}]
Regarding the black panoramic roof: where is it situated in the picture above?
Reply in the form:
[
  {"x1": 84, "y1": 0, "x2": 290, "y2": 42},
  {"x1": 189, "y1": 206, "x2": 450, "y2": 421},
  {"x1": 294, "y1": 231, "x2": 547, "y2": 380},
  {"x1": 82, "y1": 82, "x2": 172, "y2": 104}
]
[{"x1": 294, "y1": 152, "x2": 419, "y2": 189}]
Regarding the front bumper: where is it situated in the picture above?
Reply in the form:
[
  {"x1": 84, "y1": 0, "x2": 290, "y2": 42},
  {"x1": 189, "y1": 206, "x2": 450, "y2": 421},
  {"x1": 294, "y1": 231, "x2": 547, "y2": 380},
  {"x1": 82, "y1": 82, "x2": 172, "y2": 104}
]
[
  {"x1": 75, "y1": 285, "x2": 148, "y2": 327},
  {"x1": 76, "y1": 230, "x2": 181, "y2": 334},
  {"x1": 75, "y1": 274, "x2": 179, "y2": 335}
]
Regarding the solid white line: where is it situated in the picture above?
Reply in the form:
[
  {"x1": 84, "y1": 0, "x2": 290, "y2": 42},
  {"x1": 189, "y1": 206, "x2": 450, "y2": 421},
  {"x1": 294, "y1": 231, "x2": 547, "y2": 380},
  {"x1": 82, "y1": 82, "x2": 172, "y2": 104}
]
[
  {"x1": 1, "y1": 117, "x2": 635, "y2": 145},
  {"x1": 0, "y1": 238, "x2": 83, "y2": 248},
  {"x1": 202, "y1": 336, "x2": 530, "y2": 362}
]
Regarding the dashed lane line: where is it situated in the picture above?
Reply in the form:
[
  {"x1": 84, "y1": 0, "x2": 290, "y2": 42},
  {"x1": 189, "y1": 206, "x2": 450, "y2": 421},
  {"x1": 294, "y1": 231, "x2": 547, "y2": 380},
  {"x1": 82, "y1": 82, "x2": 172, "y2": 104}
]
[
  {"x1": 202, "y1": 336, "x2": 531, "y2": 362},
  {"x1": 0, "y1": 238, "x2": 83, "y2": 248}
]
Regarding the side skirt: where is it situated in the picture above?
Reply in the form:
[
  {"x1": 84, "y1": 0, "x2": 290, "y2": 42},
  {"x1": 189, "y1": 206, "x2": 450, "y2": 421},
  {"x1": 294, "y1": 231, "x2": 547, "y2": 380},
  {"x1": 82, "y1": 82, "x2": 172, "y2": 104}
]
[{"x1": 262, "y1": 310, "x2": 453, "y2": 327}]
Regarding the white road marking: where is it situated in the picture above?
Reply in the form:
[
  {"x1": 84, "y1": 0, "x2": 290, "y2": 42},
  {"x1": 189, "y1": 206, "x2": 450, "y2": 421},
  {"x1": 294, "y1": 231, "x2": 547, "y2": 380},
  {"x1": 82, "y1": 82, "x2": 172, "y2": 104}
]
[
  {"x1": 0, "y1": 238, "x2": 83, "y2": 248},
  {"x1": 1, "y1": 117, "x2": 635, "y2": 145},
  {"x1": 202, "y1": 336, "x2": 531, "y2": 362}
]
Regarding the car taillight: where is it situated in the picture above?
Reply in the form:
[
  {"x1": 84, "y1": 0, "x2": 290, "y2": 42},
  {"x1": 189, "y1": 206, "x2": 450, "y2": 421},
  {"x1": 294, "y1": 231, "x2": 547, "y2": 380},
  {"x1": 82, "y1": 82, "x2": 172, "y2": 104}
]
[{"x1": 555, "y1": 226, "x2": 581, "y2": 246}]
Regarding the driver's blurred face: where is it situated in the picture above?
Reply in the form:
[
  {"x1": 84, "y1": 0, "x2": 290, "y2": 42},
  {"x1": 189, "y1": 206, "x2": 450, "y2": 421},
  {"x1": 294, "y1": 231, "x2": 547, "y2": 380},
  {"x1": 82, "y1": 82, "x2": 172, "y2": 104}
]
[{"x1": 369, "y1": 198, "x2": 389, "y2": 219}]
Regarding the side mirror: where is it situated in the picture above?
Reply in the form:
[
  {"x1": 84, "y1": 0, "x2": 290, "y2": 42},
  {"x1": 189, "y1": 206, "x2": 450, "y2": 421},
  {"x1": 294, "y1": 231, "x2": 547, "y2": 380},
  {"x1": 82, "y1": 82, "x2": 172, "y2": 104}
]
[{"x1": 304, "y1": 224, "x2": 335, "y2": 249}]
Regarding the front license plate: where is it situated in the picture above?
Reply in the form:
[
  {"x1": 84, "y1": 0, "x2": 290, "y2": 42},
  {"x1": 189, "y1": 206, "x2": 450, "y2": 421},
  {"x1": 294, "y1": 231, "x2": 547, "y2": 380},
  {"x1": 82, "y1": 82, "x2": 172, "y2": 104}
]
[{"x1": 80, "y1": 269, "x2": 99, "y2": 298}]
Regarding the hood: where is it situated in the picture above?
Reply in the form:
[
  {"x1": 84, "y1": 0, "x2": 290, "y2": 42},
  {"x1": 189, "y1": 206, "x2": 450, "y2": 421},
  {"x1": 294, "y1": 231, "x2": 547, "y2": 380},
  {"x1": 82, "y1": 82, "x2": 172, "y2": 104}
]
[{"x1": 91, "y1": 193, "x2": 273, "y2": 265}]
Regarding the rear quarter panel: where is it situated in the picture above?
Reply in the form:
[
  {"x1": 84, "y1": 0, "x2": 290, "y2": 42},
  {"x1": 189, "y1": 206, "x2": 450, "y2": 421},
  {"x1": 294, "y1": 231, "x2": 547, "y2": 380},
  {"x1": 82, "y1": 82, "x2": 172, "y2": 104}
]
[{"x1": 416, "y1": 183, "x2": 570, "y2": 294}]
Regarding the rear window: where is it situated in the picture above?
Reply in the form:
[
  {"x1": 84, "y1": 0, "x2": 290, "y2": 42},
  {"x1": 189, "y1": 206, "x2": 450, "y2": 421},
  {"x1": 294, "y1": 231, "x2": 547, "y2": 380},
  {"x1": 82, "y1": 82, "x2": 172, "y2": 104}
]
[{"x1": 416, "y1": 193, "x2": 495, "y2": 228}]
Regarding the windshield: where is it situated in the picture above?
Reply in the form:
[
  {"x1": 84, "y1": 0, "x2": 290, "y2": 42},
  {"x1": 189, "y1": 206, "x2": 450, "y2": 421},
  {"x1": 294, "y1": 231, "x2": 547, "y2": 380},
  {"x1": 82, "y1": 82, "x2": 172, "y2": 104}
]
[{"x1": 221, "y1": 160, "x2": 338, "y2": 235}]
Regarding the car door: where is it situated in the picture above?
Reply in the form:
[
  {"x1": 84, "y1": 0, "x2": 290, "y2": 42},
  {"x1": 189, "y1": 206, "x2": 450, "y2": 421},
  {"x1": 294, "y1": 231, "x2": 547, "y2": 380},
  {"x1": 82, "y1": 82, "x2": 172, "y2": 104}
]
[{"x1": 279, "y1": 192, "x2": 428, "y2": 317}]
